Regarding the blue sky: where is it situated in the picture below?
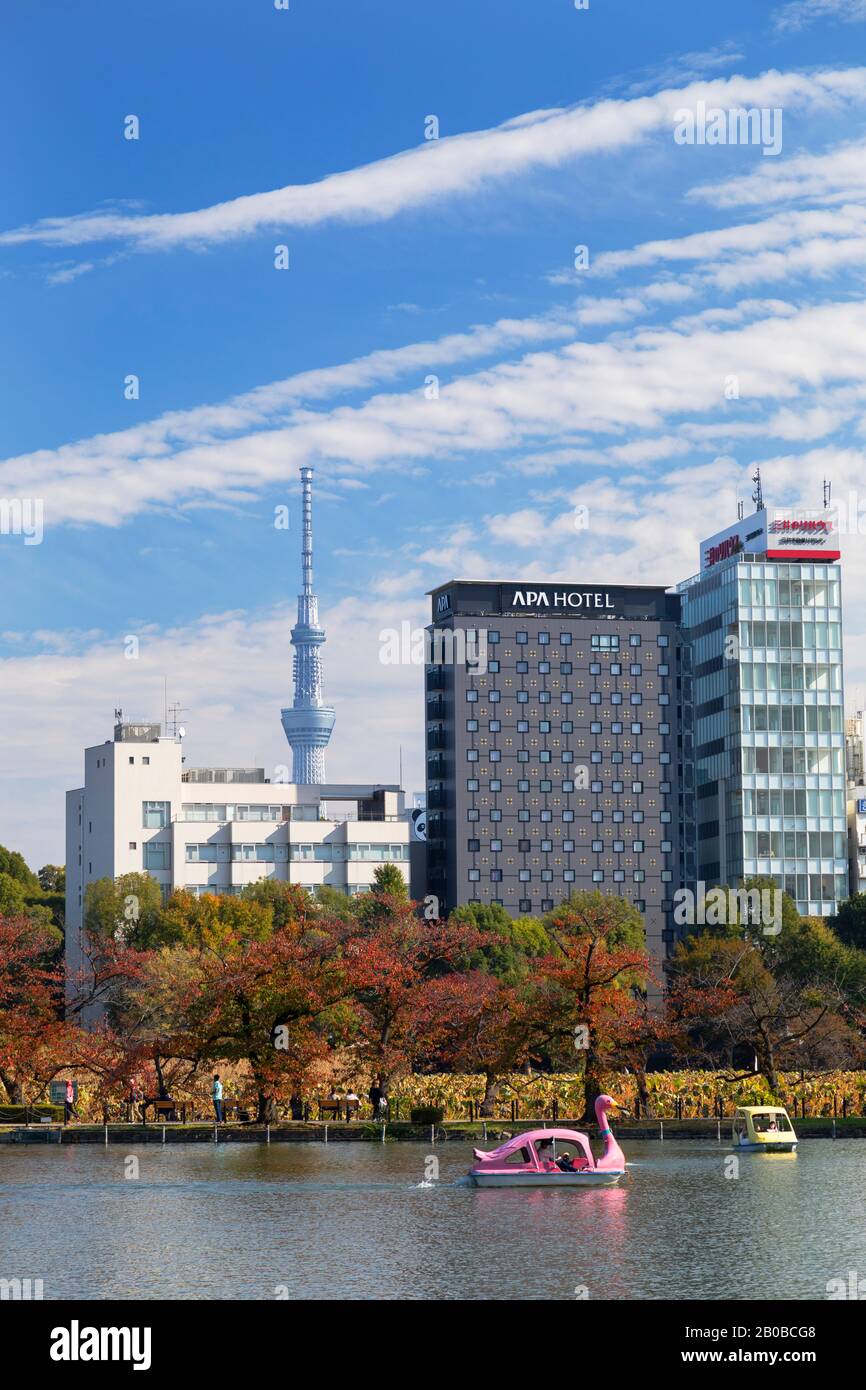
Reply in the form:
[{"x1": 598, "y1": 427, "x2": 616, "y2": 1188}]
[{"x1": 3, "y1": 0, "x2": 866, "y2": 865}]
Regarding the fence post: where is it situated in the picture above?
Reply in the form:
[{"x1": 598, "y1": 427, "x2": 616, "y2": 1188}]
[{"x1": 843, "y1": 1096, "x2": 848, "y2": 1119}]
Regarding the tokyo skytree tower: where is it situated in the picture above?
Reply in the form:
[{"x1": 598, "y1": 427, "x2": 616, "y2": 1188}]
[{"x1": 280, "y1": 467, "x2": 335, "y2": 783}]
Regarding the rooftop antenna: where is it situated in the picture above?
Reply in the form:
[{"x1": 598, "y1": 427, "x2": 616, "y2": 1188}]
[
  {"x1": 823, "y1": 479, "x2": 832, "y2": 509},
  {"x1": 166, "y1": 701, "x2": 187, "y2": 739},
  {"x1": 751, "y1": 467, "x2": 764, "y2": 513},
  {"x1": 114, "y1": 707, "x2": 123, "y2": 722},
  {"x1": 737, "y1": 498, "x2": 744, "y2": 521}
]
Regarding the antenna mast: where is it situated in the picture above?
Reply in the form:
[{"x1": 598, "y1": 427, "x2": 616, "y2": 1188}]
[{"x1": 751, "y1": 467, "x2": 764, "y2": 513}]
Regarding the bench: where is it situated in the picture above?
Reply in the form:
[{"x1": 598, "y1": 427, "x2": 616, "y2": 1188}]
[
  {"x1": 318, "y1": 1099, "x2": 342, "y2": 1120},
  {"x1": 143, "y1": 1099, "x2": 187, "y2": 1124},
  {"x1": 221, "y1": 1101, "x2": 251, "y2": 1123}
]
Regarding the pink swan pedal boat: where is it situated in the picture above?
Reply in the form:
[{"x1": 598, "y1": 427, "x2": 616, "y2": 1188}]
[{"x1": 469, "y1": 1095, "x2": 626, "y2": 1188}]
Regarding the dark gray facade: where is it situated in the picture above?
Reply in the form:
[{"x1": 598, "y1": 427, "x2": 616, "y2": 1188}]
[{"x1": 425, "y1": 580, "x2": 685, "y2": 970}]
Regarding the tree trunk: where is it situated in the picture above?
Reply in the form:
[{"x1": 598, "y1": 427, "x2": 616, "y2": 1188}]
[
  {"x1": 635, "y1": 1064, "x2": 652, "y2": 1119},
  {"x1": 479, "y1": 1069, "x2": 501, "y2": 1118},
  {"x1": 581, "y1": 1049, "x2": 605, "y2": 1123},
  {"x1": 0, "y1": 1068, "x2": 23, "y2": 1105},
  {"x1": 757, "y1": 1030, "x2": 780, "y2": 1097},
  {"x1": 256, "y1": 1089, "x2": 276, "y2": 1124}
]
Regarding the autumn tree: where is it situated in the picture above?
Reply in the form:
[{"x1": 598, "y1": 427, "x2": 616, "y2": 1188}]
[
  {"x1": 344, "y1": 899, "x2": 481, "y2": 1097},
  {"x1": 669, "y1": 904, "x2": 866, "y2": 1094},
  {"x1": 152, "y1": 891, "x2": 357, "y2": 1121},
  {"x1": 0, "y1": 914, "x2": 66, "y2": 1105},
  {"x1": 540, "y1": 892, "x2": 651, "y2": 1117}
]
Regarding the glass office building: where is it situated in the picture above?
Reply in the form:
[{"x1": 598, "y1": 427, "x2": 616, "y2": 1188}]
[{"x1": 678, "y1": 507, "x2": 846, "y2": 917}]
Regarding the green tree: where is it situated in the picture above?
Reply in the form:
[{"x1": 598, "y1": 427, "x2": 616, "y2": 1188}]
[
  {"x1": 38, "y1": 865, "x2": 65, "y2": 893},
  {"x1": 241, "y1": 880, "x2": 312, "y2": 930},
  {"x1": 0, "y1": 873, "x2": 28, "y2": 918},
  {"x1": 0, "y1": 846, "x2": 39, "y2": 890},
  {"x1": 0, "y1": 873, "x2": 55, "y2": 932},
  {"x1": 313, "y1": 885, "x2": 360, "y2": 922},
  {"x1": 448, "y1": 901, "x2": 550, "y2": 979},
  {"x1": 371, "y1": 863, "x2": 408, "y2": 898},
  {"x1": 84, "y1": 874, "x2": 163, "y2": 948},
  {"x1": 832, "y1": 893, "x2": 866, "y2": 952}
]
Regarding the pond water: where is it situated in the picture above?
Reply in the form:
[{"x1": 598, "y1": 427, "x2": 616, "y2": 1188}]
[{"x1": 0, "y1": 1139, "x2": 862, "y2": 1300}]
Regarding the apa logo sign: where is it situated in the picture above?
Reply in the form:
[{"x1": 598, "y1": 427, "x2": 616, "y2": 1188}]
[{"x1": 436, "y1": 593, "x2": 451, "y2": 615}]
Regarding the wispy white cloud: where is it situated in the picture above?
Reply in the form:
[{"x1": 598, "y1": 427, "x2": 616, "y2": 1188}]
[
  {"x1": 2, "y1": 68, "x2": 866, "y2": 255},
  {"x1": 773, "y1": 0, "x2": 866, "y2": 33},
  {"x1": 5, "y1": 297, "x2": 866, "y2": 529},
  {"x1": 690, "y1": 137, "x2": 866, "y2": 208},
  {"x1": 603, "y1": 42, "x2": 745, "y2": 99},
  {"x1": 594, "y1": 204, "x2": 866, "y2": 290}
]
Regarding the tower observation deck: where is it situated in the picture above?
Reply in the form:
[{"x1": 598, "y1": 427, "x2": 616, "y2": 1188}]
[{"x1": 280, "y1": 467, "x2": 336, "y2": 784}]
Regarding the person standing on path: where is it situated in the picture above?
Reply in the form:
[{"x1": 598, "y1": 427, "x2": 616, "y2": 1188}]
[
  {"x1": 368, "y1": 1080, "x2": 383, "y2": 1120},
  {"x1": 212, "y1": 1074, "x2": 224, "y2": 1124},
  {"x1": 64, "y1": 1078, "x2": 76, "y2": 1125}
]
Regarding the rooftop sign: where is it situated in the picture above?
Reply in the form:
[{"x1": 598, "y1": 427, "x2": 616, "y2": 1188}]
[{"x1": 701, "y1": 508, "x2": 840, "y2": 570}]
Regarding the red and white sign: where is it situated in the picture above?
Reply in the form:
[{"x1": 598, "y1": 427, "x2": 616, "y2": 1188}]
[
  {"x1": 701, "y1": 512, "x2": 767, "y2": 570},
  {"x1": 701, "y1": 507, "x2": 839, "y2": 570},
  {"x1": 765, "y1": 514, "x2": 840, "y2": 561}
]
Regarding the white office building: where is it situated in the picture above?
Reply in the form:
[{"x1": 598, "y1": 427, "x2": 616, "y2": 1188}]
[
  {"x1": 65, "y1": 720, "x2": 410, "y2": 981},
  {"x1": 847, "y1": 788, "x2": 866, "y2": 898},
  {"x1": 846, "y1": 713, "x2": 866, "y2": 787}
]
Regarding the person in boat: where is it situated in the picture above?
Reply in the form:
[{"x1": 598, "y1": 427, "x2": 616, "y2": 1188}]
[
  {"x1": 767, "y1": 1117, "x2": 778, "y2": 1131},
  {"x1": 555, "y1": 1151, "x2": 576, "y2": 1172},
  {"x1": 535, "y1": 1138, "x2": 559, "y2": 1171}
]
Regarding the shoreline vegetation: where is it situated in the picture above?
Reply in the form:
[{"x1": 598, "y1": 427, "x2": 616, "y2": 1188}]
[
  {"x1": 4, "y1": 848, "x2": 866, "y2": 1129},
  {"x1": 3, "y1": 1116, "x2": 866, "y2": 1143}
]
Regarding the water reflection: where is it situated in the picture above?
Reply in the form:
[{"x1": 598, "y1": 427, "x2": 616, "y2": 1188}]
[{"x1": 0, "y1": 1140, "x2": 861, "y2": 1300}]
